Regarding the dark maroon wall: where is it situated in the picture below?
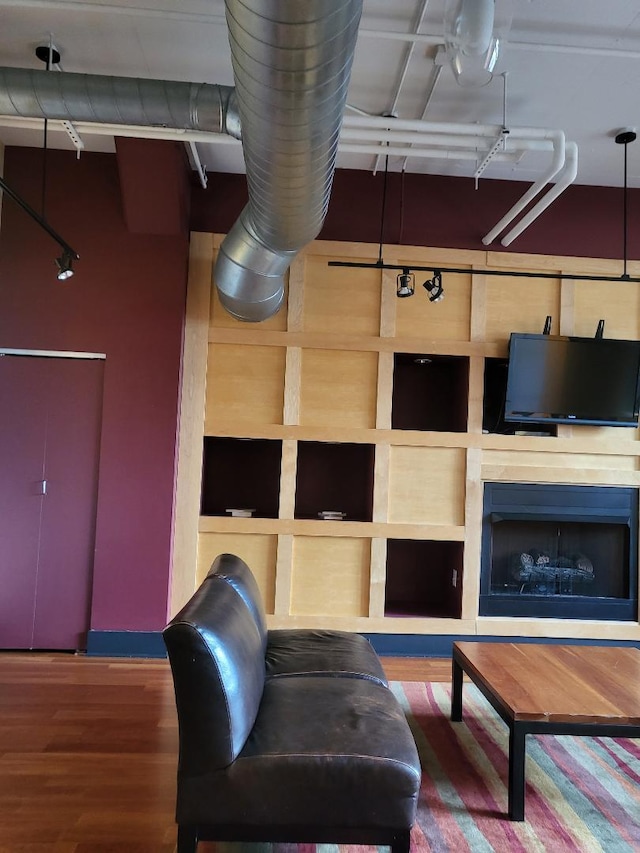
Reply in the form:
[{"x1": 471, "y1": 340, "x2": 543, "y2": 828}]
[
  {"x1": 2, "y1": 147, "x2": 634, "y2": 638},
  {"x1": 192, "y1": 168, "x2": 640, "y2": 262},
  {"x1": 0, "y1": 147, "x2": 189, "y2": 632}
]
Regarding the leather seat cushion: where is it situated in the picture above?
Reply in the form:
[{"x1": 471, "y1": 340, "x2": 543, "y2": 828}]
[
  {"x1": 265, "y1": 629, "x2": 388, "y2": 686},
  {"x1": 177, "y1": 675, "x2": 421, "y2": 828}
]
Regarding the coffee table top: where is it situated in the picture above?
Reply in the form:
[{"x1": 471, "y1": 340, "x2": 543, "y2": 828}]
[{"x1": 453, "y1": 641, "x2": 640, "y2": 725}]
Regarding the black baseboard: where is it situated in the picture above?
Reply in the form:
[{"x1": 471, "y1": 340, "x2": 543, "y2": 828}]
[
  {"x1": 85, "y1": 629, "x2": 640, "y2": 659},
  {"x1": 86, "y1": 630, "x2": 167, "y2": 658},
  {"x1": 364, "y1": 633, "x2": 640, "y2": 658}
]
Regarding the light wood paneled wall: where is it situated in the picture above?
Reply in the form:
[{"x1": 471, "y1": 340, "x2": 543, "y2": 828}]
[{"x1": 170, "y1": 235, "x2": 640, "y2": 641}]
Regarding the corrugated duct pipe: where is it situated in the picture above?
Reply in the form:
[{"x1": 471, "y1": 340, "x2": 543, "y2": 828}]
[
  {"x1": 0, "y1": 0, "x2": 362, "y2": 321},
  {"x1": 217, "y1": 0, "x2": 363, "y2": 320},
  {"x1": 0, "y1": 66, "x2": 241, "y2": 138}
]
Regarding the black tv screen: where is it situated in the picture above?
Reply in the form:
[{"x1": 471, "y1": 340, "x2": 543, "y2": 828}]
[{"x1": 505, "y1": 333, "x2": 640, "y2": 427}]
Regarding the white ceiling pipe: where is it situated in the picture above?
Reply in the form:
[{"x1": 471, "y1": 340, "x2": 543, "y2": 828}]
[
  {"x1": 339, "y1": 142, "x2": 518, "y2": 161},
  {"x1": 0, "y1": 114, "x2": 558, "y2": 156},
  {"x1": 340, "y1": 126, "x2": 556, "y2": 151},
  {"x1": 357, "y1": 29, "x2": 640, "y2": 60},
  {"x1": 343, "y1": 114, "x2": 566, "y2": 142},
  {"x1": 501, "y1": 141, "x2": 578, "y2": 246},
  {"x1": 482, "y1": 129, "x2": 565, "y2": 244},
  {"x1": 0, "y1": 115, "x2": 239, "y2": 143},
  {"x1": 0, "y1": 114, "x2": 527, "y2": 163},
  {"x1": 0, "y1": 111, "x2": 563, "y2": 153}
]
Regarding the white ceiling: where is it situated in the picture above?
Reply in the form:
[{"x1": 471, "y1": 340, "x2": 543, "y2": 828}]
[{"x1": 1, "y1": 0, "x2": 640, "y2": 188}]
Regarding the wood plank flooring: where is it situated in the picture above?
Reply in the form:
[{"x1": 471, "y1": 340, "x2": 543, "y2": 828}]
[{"x1": 0, "y1": 652, "x2": 448, "y2": 852}]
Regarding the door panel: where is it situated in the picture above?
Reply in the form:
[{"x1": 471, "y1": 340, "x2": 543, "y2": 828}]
[
  {"x1": 0, "y1": 356, "x2": 48, "y2": 648},
  {"x1": 0, "y1": 354, "x2": 103, "y2": 650},
  {"x1": 33, "y1": 358, "x2": 103, "y2": 649}
]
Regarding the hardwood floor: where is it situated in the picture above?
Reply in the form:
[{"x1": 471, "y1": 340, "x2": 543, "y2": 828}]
[{"x1": 0, "y1": 652, "x2": 449, "y2": 852}]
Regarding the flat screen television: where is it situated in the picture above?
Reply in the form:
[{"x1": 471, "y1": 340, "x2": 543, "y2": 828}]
[{"x1": 505, "y1": 333, "x2": 640, "y2": 427}]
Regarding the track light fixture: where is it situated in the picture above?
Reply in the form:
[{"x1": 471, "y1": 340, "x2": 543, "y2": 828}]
[
  {"x1": 0, "y1": 175, "x2": 79, "y2": 282},
  {"x1": 396, "y1": 268, "x2": 415, "y2": 297},
  {"x1": 423, "y1": 270, "x2": 445, "y2": 302},
  {"x1": 56, "y1": 249, "x2": 75, "y2": 280}
]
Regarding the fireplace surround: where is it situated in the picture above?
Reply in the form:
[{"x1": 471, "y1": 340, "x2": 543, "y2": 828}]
[{"x1": 480, "y1": 483, "x2": 638, "y2": 620}]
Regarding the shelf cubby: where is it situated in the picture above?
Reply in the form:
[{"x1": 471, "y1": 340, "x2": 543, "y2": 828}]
[
  {"x1": 392, "y1": 352, "x2": 469, "y2": 432},
  {"x1": 294, "y1": 441, "x2": 375, "y2": 521},
  {"x1": 201, "y1": 437, "x2": 282, "y2": 518},
  {"x1": 385, "y1": 539, "x2": 463, "y2": 618}
]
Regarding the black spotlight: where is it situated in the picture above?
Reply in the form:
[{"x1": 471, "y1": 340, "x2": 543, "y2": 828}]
[
  {"x1": 396, "y1": 268, "x2": 415, "y2": 297},
  {"x1": 56, "y1": 250, "x2": 75, "y2": 281},
  {"x1": 423, "y1": 270, "x2": 444, "y2": 302}
]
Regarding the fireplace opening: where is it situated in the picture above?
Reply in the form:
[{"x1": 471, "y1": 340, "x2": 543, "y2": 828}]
[{"x1": 481, "y1": 483, "x2": 638, "y2": 620}]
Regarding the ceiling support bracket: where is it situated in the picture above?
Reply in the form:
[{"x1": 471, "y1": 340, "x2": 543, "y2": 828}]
[
  {"x1": 474, "y1": 127, "x2": 510, "y2": 187},
  {"x1": 186, "y1": 141, "x2": 208, "y2": 188}
]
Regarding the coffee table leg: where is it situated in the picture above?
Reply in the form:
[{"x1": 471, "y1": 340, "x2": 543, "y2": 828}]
[
  {"x1": 508, "y1": 722, "x2": 526, "y2": 821},
  {"x1": 451, "y1": 656, "x2": 463, "y2": 721}
]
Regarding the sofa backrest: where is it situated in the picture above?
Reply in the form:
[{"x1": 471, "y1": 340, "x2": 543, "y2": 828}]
[
  {"x1": 207, "y1": 553, "x2": 268, "y2": 651},
  {"x1": 163, "y1": 574, "x2": 266, "y2": 774}
]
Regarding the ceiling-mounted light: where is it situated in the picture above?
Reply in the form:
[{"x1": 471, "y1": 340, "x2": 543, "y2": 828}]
[
  {"x1": 56, "y1": 250, "x2": 75, "y2": 280},
  {"x1": 396, "y1": 268, "x2": 415, "y2": 298},
  {"x1": 444, "y1": 0, "x2": 513, "y2": 88},
  {"x1": 423, "y1": 270, "x2": 444, "y2": 302},
  {"x1": 0, "y1": 175, "x2": 79, "y2": 282},
  {"x1": 615, "y1": 127, "x2": 637, "y2": 281}
]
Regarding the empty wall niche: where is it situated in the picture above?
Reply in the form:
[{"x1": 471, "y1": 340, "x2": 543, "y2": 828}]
[
  {"x1": 483, "y1": 358, "x2": 556, "y2": 436},
  {"x1": 295, "y1": 441, "x2": 375, "y2": 521},
  {"x1": 385, "y1": 539, "x2": 463, "y2": 618},
  {"x1": 201, "y1": 437, "x2": 282, "y2": 518},
  {"x1": 392, "y1": 353, "x2": 469, "y2": 432}
]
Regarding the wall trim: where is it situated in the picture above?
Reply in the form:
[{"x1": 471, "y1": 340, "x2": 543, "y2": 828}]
[
  {"x1": 85, "y1": 629, "x2": 640, "y2": 659},
  {"x1": 364, "y1": 633, "x2": 640, "y2": 658},
  {"x1": 0, "y1": 348, "x2": 106, "y2": 359},
  {"x1": 86, "y1": 630, "x2": 167, "y2": 658}
]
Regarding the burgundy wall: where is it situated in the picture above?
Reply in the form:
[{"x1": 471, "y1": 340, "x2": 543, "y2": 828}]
[
  {"x1": 0, "y1": 147, "x2": 189, "y2": 632},
  {"x1": 192, "y1": 168, "x2": 640, "y2": 262},
  {"x1": 1, "y1": 146, "x2": 636, "y2": 639}
]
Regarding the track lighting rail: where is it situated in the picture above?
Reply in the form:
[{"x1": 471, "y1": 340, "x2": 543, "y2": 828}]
[{"x1": 328, "y1": 259, "x2": 640, "y2": 284}]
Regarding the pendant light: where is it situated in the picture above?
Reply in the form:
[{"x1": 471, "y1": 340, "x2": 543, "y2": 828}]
[{"x1": 615, "y1": 128, "x2": 636, "y2": 281}]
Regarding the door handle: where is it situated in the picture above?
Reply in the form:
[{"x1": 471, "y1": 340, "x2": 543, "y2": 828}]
[{"x1": 38, "y1": 479, "x2": 47, "y2": 495}]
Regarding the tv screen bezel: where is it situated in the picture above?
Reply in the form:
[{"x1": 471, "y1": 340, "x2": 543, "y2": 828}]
[{"x1": 504, "y1": 332, "x2": 640, "y2": 428}]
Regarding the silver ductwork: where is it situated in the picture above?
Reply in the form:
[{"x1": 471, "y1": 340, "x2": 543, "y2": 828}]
[
  {"x1": 0, "y1": 0, "x2": 362, "y2": 321},
  {"x1": 216, "y1": 0, "x2": 363, "y2": 321},
  {"x1": 0, "y1": 66, "x2": 241, "y2": 138}
]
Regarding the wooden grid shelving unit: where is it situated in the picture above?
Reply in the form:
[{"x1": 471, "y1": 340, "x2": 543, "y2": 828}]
[{"x1": 171, "y1": 232, "x2": 640, "y2": 642}]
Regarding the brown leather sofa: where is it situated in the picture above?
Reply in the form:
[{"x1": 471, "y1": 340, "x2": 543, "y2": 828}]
[{"x1": 163, "y1": 553, "x2": 421, "y2": 853}]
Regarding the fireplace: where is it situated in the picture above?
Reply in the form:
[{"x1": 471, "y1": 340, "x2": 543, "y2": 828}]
[{"x1": 480, "y1": 483, "x2": 638, "y2": 620}]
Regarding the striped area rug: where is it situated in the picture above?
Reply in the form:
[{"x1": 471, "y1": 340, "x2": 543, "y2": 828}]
[
  {"x1": 201, "y1": 680, "x2": 640, "y2": 853},
  {"x1": 395, "y1": 680, "x2": 640, "y2": 852}
]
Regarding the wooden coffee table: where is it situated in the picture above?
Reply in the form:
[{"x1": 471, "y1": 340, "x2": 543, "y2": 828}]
[{"x1": 451, "y1": 641, "x2": 640, "y2": 820}]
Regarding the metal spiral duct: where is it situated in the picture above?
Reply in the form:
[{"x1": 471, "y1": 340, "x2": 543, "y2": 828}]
[
  {"x1": 0, "y1": 67, "x2": 240, "y2": 137},
  {"x1": 215, "y1": 0, "x2": 363, "y2": 321}
]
